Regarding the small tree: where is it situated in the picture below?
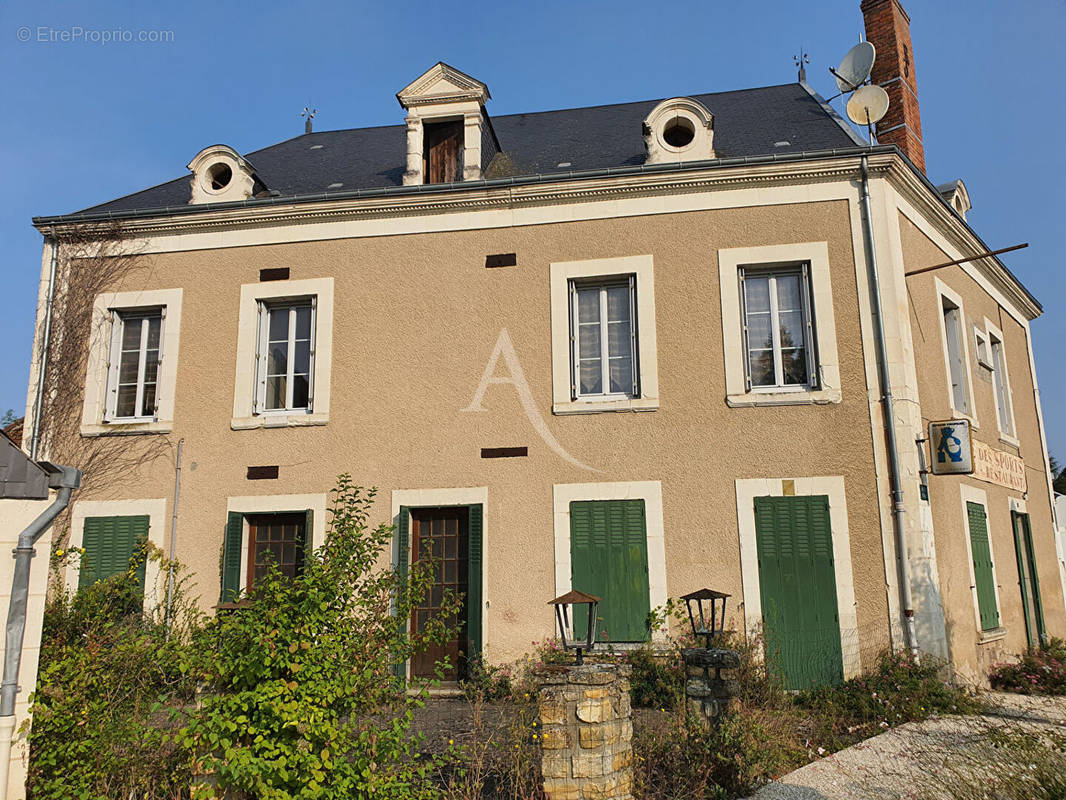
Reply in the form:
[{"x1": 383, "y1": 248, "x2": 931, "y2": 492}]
[{"x1": 182, "y1": 476, "x2": 458, "y2": 799}]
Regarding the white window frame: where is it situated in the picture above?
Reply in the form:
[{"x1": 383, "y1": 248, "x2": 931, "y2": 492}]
[
  {"x1": 934, "y1": 278, "x2": 976, "y2": 424},
  {"x1": 254, "y1": 298, "x2": 317, "y2": 415},
  {"x1": 569, "y1": 276, "x2": 639, "y2": 401},
  {"x1": 552, "y1": 481, "x2": 668, "y2": 645},
  {"x1": 104, "y1": 308, "x2": 165, "y2": 422},
  {"x1": 550, "y1": 255, "x2": 659, "y2": 415},
  {"x1": 718, "y1": 242, "x2": 841, "y2": 406},
  {"x1": 232, "y1": 278, "x2": 333, "y2": 430},
  {"x1": 738, "y1": 264, "x2": 818, "y2": 392},
  {"x1": 959, "y1": 484, "x2": 1005, "y2": 642},
  {"x1": 984, "y1": 318, "x2": 1017, "y2": 443},
  {"x1": 81, "y1": 288, "x2": 182, "y2": 436},
  {"x1": 973, "y1": 327, "x2": 992, "y2": 370}
]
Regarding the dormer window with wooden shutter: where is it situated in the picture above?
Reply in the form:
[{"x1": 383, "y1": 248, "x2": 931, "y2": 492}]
[
  {"x1": 397, "y1": 62, "x2": 490, "y2": 186},
  {"x1": 424, "y1": 119, "x2": 464, "y2": 184}
]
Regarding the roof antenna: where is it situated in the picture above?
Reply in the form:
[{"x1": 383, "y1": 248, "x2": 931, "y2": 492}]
[
  {"x1": 794, "y1": 48, "x2": 809, "y2": 83},
  {"x1": 301, "y1": 107, "x2": 317, "y2": 135}
]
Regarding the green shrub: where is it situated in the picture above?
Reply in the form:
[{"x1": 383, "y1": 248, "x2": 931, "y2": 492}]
[
  {"x1": 625, "y1": 646, "x2": 682, "y2": 710},
  {"x1": 634, "y1": 705, "x2": 804, "y2": 799},
  {"x1": 26, "y1": 544, "x2": 199, "y2": 800},
  {"x1": 797, "y1": 649, "x2": 984, "y2": 745},
  {"x1": 181, "y1": 476, "x2": 459, "y2": 799},
  {"x1": 990, "y1": 639, "x2": 1066, "y2": 695},
  {"x1": 461, "y1": 655, "x2": 514, "y2": 702}
]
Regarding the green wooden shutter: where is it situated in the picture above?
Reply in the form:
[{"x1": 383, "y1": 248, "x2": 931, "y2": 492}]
[
  {"x1": 967, "y1": 502, "x2": 999, "y2": 631},
  {"x1": 79, "y1": 515, "x2": 149, "y2": 595},
  {"x1": 1020, "y1": 513, "x2": 1047, "y2": 645},
  {"x1": 303, "y1": 508, "x2": 314, "y2": 570},
  {"x1": 466, "y1": 504, "x2": 483, "y2": 660},
  {"x1": 221, "y1": 512, "x2": 244, "y2": 603},
  {"x1": 570, "y1": 499, "x2": 650, "y2": 643},
  {"x1": 754, "y1": 495, "x2": 842, "y2": 689},
  {"x1": 392, "y1": 506, "x2": 410, "y2": 681}
]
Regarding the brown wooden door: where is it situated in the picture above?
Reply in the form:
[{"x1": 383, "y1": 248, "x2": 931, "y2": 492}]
[
  {"x1": 246, "y1": 513, "x2": 305, "y2": 591},
  {"x1": 410, "y1": 507, "x2": 468, "y2": 680},
  {"x1": 423, "y1": 120, "x2": 463, "y2": 184}
]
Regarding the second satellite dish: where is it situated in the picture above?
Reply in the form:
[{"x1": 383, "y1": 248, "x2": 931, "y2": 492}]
[
  {"x1": 835, "y1": 41, "x2": 876, "y2": 92},
  {"x1": 846, "y1": 84, "x2": 890, "y2": 125}
]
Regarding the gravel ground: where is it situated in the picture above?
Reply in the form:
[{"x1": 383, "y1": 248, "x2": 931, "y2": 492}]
[{"x1": 743, "y1": 693, "x2": 1066, "y2": 800}]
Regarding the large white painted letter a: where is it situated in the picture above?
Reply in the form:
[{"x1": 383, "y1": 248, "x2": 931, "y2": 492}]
[{"x1": 462, "y1": 329, "x2": 600, "y2": 472}]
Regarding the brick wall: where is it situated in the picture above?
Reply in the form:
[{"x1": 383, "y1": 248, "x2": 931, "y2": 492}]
[{"x1": 861, "y1": 0, "x2": 926, "y2": 172}]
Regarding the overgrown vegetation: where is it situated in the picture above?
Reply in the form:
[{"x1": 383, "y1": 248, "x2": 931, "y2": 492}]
[
  {"x1": 28, "y1": 477, "x2": 459, "y2": 800},
  {"x1": 182, "y1": 477, "x2": 458, "y2": 799},
  {"x1": 990, "y1": 638, "x2": 1066, "y2": 695},
  {"x1": 27, "y1": 544, "x2": 198, "y2": 799}
]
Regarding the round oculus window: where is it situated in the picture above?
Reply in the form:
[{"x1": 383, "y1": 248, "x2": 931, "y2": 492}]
[
  {"x1": 205, "y1": 162, "x2": 233, "y2": 192},
  {"x1": 662, "y1": 116, "x2": 696, "y2": 148}
]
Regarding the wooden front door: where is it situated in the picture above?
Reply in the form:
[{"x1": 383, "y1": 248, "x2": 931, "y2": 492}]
[{"x1": 410, "y1": 507, "x2": 469, "y2": 680}]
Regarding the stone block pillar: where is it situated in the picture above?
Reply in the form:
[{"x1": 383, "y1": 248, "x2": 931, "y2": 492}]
[
  {"x1": 536, "y1": 663, "x2": 634, "y2": 800},
  {"x1": 682, "y1": 648, "x2": 740, "y2": 724}
]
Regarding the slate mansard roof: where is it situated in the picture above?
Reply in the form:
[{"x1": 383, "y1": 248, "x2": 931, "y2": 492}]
[{"x1": 65, "y1": 82, "x2": 862, "y2": 219}]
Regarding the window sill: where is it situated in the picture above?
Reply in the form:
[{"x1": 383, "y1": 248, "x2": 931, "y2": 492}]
[
  {"x1": 726, "y1": 388, "x2": 841, "y2": 408},
  {"x1": 978, "y1": 627, "x2": 1008, "y2": 644},
  {"x1": 949, "y1": 408, "x2": 979, "y2": 430},
  {"x1": 998, "y1": 433, "x2": 1020, "y2": 449},
  {"x1": 552, "y1": 397, "x2": 659, "y2": 415},
  {"x1": 81, "y1": 420, "x2": 173, "y2": 437},
  {"x1": 231, "y1": 413, "x2": 329, "y2": 431}
]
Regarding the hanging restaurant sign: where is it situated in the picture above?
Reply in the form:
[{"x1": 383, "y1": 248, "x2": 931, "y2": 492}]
[{"x1": 928, "y1": 419, "x2": 973, "y2": 475}]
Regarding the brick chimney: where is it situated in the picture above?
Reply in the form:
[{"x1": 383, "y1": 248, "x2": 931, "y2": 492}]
[{"x1": 861, "y1": 0, "x2": 925, "y2": 172}]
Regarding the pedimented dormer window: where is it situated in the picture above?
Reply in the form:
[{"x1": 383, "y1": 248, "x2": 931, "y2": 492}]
[
  {"x1": 187, "y1": 145, "x2": 260, "y2": 205},
  {"x1": 643, "y1": 98, "x2": 715, "y2": 164},
  {"x1": 397, "y1": 62, "x2": 491, "y2": 186}
]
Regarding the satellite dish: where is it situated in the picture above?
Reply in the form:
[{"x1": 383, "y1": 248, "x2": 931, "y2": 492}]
[
  {"x1": 846, "y1": 84, "x2": 890, "y2": 125},
  {"x1": 835, "y1": 41, "x2": 876, "y2": 93}
]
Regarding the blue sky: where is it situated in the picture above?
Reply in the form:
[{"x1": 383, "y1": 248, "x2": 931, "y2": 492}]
[{"x1": 1, "y1": 1, "x2": 1063, "y2": 459}]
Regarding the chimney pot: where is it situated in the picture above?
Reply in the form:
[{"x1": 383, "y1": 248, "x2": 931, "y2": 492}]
[{"x1": 861, "y1": 0, "x2": 926, "y2": 172}]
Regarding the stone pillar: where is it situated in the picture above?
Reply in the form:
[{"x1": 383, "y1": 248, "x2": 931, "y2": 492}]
[
  {"x1": 536, "y1": 663, "x2": 634, "y2": 800},
  {"x1": 682, "y1": 648, "x2": 740, "y2": 724}
]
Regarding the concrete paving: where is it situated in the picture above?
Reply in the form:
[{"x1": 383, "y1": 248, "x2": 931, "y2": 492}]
[{"x1": 744, "y1": 693, "x2": 1066, "y2": 800}]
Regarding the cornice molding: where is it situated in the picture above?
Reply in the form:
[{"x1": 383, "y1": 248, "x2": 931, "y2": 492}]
[
  {"x1": 36, "y1": 149, "x2": 1037, "y2": 320},
  {"x1": 37, "y1": 156, "x2": 878, "y2": 238},
  {"x1": 881, "y1": 158, "x2": 1041, "y2": 320}
]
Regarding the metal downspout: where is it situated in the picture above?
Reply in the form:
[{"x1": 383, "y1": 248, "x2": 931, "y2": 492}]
[
  {"x1": 859, "y1": 155, "x2": 919, "y2": 656},
  {"x1": 0, "y1": 465, "x2": 81, "y2": 798},
  {"x1": 29, "y1": 234, "x2": 58, "y2": 461},
  {"x1": 165, "y1": 439, "x2": 183, "y2": 638}
]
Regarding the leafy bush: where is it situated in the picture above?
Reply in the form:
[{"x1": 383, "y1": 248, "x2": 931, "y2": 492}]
[
  {"x1": 461, "y1": 655, "x2": 514, "y2": 702},
  {"x1": 26, "y1": 544, "x2": 199, "y2": 800},
  {"x1": 990, "y1": 639, "x2": 1066, "y2": 695},
  {"x1": 796, "y1": 649, "x2": 985, "y2": 749},
  {"x1": 634, "y1": 705, "x2": 804, "y2": 799},
  {"x1": 625, "y1": 646, "x2": 682, "y2": 710},
  {"x1": 181, "y1": 476, "x2": 460, "y2": 799}
]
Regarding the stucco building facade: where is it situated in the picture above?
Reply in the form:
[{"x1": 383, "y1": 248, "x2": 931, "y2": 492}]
[{"x1": 20, "y1": 0, "x2": 1061, "y2": 687}]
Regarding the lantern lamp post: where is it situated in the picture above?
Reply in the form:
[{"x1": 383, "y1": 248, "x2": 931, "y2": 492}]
[
  {"x1": 681, "y1": 588, "x2": 730, "y2": 649},
  {"x1": 549, "y1": 590, "x2": 600, "y2": 665}
]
